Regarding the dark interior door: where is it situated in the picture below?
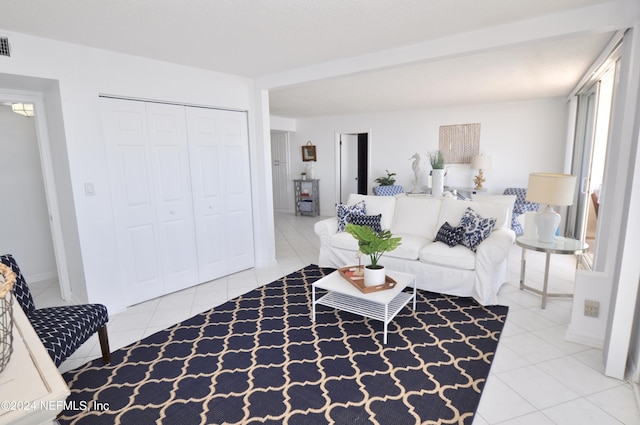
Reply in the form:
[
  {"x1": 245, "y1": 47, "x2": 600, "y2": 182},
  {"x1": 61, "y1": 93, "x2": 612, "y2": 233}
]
[{"x1": 357, "y1": 133, "x2": 368, "y2": 194}]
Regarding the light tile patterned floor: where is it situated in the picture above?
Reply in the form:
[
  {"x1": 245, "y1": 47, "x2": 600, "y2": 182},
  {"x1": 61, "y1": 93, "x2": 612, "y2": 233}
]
[{"x1": 33, "y1": 213, "x2": 640, "y2": 424}]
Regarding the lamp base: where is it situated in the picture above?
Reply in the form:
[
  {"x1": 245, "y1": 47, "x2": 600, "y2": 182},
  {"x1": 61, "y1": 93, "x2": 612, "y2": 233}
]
[
  {"x1": 535, "y1": 205, "x2": 560, "y2": 243},
  {"x1": 473, "y1": 169, "x2": 486, "y2": 190}
]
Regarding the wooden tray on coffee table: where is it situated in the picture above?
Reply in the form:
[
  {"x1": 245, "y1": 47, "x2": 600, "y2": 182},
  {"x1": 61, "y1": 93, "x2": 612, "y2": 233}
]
[{"x1": 337, "y1": 266, "x2": 397, "y2": 293}]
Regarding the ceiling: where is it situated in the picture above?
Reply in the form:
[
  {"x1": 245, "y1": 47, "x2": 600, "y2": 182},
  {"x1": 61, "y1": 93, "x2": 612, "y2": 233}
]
[{"x1": 0, "y1": 0, "x2": 632, "y2": 118}]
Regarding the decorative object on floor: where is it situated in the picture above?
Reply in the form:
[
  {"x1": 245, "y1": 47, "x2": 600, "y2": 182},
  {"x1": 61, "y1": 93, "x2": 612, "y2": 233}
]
[
  {"x1": 0, "y1": 254, "x2": 111, "y2": 367},
  {"x1": 439, "y1": 123, "x2": 481, "y2": 164},
  {"x1": 344, "y1": 224, "x2": 402, "y2": 286},
  {"x1": 525, "y1": 173, "x2": 577, "y2": 243},
  {"x1": 58, "y1": 265, "x2": 508, "y2": 425},
  {"x1": 301, "y1": 141, "x2": 316, "y2": 161},
  {"x1": 430, "y1": 150, "x2": 446, "y2": 198},
  {"x1": 471, "y1": 154, "x2": 492, "y2": 190},
  {"x1": 0, "y1": 263, "x2": 16, "y2": 374}
]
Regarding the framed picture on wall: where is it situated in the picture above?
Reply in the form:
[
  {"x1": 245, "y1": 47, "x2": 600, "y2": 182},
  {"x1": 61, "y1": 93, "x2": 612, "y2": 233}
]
[{"x1": 302, "y1": 143, "x2": 317, "y2": 161}]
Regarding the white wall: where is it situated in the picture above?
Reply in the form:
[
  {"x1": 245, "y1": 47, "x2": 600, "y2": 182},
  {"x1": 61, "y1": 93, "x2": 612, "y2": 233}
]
[
  {"x1": 0, "y1": 105, "x2": 56, "y2": 280},
  {"x1": 0, "y1": 30, "x2": 275, "y2": 313},
  {"x1": 288, "y1": 98, "x2": 568, "y2": 216}
]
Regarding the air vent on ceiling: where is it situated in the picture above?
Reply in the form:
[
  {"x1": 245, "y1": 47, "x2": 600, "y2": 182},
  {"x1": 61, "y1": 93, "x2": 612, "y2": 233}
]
[{"x1": 0, "y1": 37, "x2": 10, "y2": 57}]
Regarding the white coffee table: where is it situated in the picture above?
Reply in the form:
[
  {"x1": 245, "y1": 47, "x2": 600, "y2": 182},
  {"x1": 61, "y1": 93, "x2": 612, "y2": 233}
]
[{"x1": 311, "y1": 269, "x2": 416, "y2": 344}]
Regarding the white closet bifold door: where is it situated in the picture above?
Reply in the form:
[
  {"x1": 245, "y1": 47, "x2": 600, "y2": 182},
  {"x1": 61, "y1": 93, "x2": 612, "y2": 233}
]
[
  {"x1": 186, "y1": 107, "x2": 255, "y2": 283},
  {"x1": 101, "y1": 98, "x2": 198, "y2": 305}
]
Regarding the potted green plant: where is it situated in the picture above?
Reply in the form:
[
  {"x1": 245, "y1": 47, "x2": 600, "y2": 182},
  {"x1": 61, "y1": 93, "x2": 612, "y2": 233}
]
[
  {"x1": 345, "y1": 223, "x2": 402, "y2": 286},
  {"x1": 429, "y1": 151, "x2": 445, "y2": 169},
  {"x1": 374, "y1": 170, "x2": 397, "y2": 186}
]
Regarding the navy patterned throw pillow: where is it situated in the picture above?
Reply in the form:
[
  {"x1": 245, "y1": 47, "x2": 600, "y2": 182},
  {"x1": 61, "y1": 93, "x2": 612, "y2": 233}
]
[
  {"x1": 435, "y1": 222, "x2": 464, "y2": 247},
  {"x1": 336, "y1": 201, "x2": 366, "y2": 232},
  {"x1": 347, "y1": 214, "x2": 382, "y2": 233},
  {"x1": 459, "y1": 207, "x2": 497, "y2": 252}
]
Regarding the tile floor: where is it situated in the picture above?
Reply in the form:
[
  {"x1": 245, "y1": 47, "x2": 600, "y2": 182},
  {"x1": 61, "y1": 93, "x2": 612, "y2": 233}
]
[{"x1": 31, "y1": 213, "x2": 640, "y2": 425}]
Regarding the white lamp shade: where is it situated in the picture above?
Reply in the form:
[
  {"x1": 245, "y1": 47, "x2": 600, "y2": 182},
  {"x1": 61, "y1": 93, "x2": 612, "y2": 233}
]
[
  {"x1": 470, "y1": 155, "x2": 491, "y2": 170},
  {"x1": 526, "y1": 173, "x2": 576, "y2": 206}
]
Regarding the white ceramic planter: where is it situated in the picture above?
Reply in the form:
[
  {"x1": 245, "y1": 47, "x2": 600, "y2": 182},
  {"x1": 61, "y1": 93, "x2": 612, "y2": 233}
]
[
  {"x1": 432, "y1": 169, "x2": 445, "y2": 197},
  {"x1": 364, "y1": 265, "x2": 386, "y2": 287}
]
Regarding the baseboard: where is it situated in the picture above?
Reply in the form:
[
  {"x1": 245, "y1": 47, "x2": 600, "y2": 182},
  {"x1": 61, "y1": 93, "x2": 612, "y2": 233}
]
[
  {"x1": 565, "y1": 326, "x2": 604, "y2": 349},
  {"x1": 27, "y1": 271, "x2": 58, "y2": 284}
]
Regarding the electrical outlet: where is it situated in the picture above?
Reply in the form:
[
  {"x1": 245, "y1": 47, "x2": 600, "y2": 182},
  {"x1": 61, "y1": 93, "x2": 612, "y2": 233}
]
[{"x1": 584, "y1": 300, "x2": 600, "y2": 318}]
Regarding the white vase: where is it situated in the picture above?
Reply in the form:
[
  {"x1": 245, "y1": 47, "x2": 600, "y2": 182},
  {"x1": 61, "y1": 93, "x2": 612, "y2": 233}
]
[
  {"x1": 364, "y1": 265, "x2": 386, "y2": 287},
  {"x1": 432, "y1": 169, "x2": 445, "y2": 197}
]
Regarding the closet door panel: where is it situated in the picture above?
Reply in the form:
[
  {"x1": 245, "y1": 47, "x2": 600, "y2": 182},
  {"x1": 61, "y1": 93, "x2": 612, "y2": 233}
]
[
  {"x1": 186, "y1": 108, "x2": 254, "y2": 281},
  {"x1": 220, "y1": 110, "x2": 255, "y2": 271},
  {"x1": 101, "y1": 98, "x2": 164, "y2": 304},
  {"x1": 187, "y1": 110, "x2": 227, "y2": 280},
  {"x1": 146, "y1": 102, "x2": 199, "y2": 291}
]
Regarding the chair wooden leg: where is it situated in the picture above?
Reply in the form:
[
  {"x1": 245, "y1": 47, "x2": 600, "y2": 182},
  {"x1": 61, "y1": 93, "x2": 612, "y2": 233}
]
[{"x1": 98, "y1": 325, "x2": 111, "y2": 364}]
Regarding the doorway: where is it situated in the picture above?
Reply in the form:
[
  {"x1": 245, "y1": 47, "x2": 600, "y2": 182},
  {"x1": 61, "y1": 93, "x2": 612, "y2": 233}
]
[
  {"x1": 568, "y1": 52, "x2": 619, "y2": 268},
  {"x1": 0, "y1": 98, "x2": 68, "y2": 297},
  {"x1": 270, "y1": 131, "x2": 291, "y2": 213},
  {"x1": 337, "y1": 132, "x2": 369, "y2": 204},
  {"x1": 568, "y1": 53, "x2": 618, "y2": 269}
]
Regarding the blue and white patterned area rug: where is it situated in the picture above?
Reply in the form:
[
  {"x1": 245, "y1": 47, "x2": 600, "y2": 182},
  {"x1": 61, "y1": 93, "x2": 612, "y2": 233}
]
[{"x1": 58, "y1": 265, "x2": 508, "y2": 425}]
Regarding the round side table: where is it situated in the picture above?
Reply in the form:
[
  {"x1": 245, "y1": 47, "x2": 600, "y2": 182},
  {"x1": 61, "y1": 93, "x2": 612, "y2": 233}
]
[{"x1": 516, "y1": 236, "x2": 589, "y2": 309}]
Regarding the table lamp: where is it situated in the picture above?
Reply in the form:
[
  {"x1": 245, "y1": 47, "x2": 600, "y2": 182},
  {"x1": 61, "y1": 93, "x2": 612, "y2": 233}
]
[
  {"x1": 471, "y1": 155, "x2": 491, "y2": 190},
  {"x1": 525, "y1": 173, "x2": 576, "y2": 243}
]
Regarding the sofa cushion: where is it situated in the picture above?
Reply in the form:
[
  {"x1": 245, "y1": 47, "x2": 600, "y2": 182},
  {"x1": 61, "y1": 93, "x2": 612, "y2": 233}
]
[
  {"x1": 471, "y1": 194, "x2": 517, "y2": 229},
  {"x1": 390, "y1": 195, "x2": 442, "y2": 240},
  {"x1": 419, "y1": 242, "x2": 476, "y2": 270},
  {"x1": 336, "y1": 201, "x2": 366, "y2": 232},
  {"x1": 347, "y1": 194, "x2": 396, "y2": 230},
  {"x1": 330, "y1": 231, "x2": 360, "y2": 251},
  {"x1": 459, "y1": 207, "x2": 497, "y2": 252},
  {"x1": 347, "y1": 214, "x2": 382, "y2": 233},
  {"x1": 435, "y1": 222, "x2": 464, "y2": 247},
  {"x1": 384, "y1": 234, "x2": 429, "y2": 261},
  {"x1": 438, "y1": 198, "x2": 509, "y2": 230}
]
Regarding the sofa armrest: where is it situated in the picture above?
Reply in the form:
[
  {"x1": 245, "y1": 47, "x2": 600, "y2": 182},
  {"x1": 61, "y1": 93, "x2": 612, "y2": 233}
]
[
  {"x1": 314, "y1": 217, "x2": 338, "y2": 237},
  {"x1": 476, "y1": 228, "x2": 516, "y2": 264}
]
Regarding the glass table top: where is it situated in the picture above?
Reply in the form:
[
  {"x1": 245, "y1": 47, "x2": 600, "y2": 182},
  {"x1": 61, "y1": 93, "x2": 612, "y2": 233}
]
[{"x1": 516, "y1": 236, "x2": 589, "y2": 254}]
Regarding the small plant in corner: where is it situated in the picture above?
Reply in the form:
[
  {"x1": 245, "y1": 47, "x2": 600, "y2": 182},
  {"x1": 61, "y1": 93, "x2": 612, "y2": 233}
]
[
  {"x1": 429, "y1": 151, "x2": 445, "y2": 169},
  {"x1": 375, "y1": 170, "x2": 397, "y2": 186},
  {"x1": 345, "y1": 224, "x2": 402, "y2": 269}
]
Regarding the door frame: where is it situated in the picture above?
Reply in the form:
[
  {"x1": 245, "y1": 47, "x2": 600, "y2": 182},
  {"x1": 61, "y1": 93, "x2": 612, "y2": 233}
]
[
  {"x1": 0, "y1": 90, "x2": 71, "y2": 300},
  {"x1": 335, "y1": 130, "x2": 371, "y2": 204},
  {"x1": 270, "y1": 130, "x2": 292, "y2": 213}
]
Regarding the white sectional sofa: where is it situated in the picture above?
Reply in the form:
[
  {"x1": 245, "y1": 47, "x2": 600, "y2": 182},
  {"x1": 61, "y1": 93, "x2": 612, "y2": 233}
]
[{"x1": 314, "y1": 194, "x2": 516, "y2": 305}]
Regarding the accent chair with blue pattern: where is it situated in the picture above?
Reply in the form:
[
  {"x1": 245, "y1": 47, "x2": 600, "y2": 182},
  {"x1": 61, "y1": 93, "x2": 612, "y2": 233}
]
[
  {"x1": 0, "y1": 254, "x2": 111, "y2": 367},
  {"x1": 373, "y1": 185, "x2": 404, "y2": 196},
  {"x1": 503, "y1": 187, "x2": 539, "y2": 235}
]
